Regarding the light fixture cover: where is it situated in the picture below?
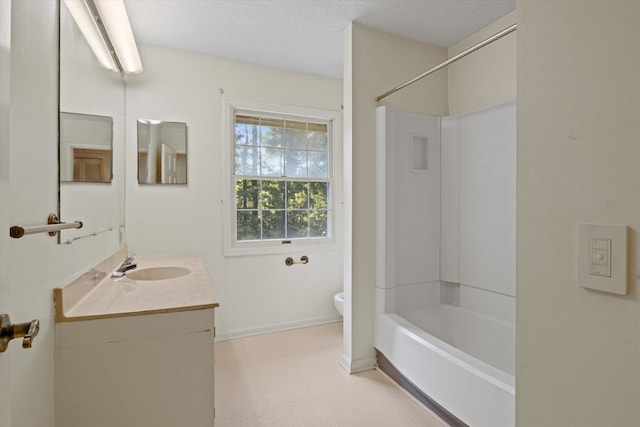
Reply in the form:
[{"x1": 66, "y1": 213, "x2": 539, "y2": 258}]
[{"x1": 63, "y1": 0, "x2": 143, "y2": 75}]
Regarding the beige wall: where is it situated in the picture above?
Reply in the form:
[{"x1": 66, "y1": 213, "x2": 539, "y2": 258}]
[
  {"x1": 126, "y1": 45, "x2": 344, "y2": 340},
  {"x1": 517, "y1": 1, "x2": 640, "y2": 426},
  {"x1": 343, "y1": 23, "x2": 448, "y2": 372},
  {"x1": 448, "y1": 11, "x2": 516, "y2": 115}
]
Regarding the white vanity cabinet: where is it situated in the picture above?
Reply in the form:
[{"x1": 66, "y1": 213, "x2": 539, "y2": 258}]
[
  {"x1": 53, "y1": 251, "x2": 219, "y2": 427},
  {"x1": 54, "y1": 309, "x2": 216, "y2": 427}
]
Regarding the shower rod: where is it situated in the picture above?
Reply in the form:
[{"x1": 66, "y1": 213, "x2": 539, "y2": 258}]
[{"x1": 375, "y1": 23, "x2": 517, "y2": 102}]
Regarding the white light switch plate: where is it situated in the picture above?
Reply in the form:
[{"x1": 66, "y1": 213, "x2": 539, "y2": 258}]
[{"x1": 577, "y1": 224, "x2": 628, "y2": 295}]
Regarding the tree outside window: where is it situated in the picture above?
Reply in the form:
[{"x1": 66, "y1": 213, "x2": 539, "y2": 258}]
[{"x1": 234, "y1": 114, "x2": 331, "y2": 242}]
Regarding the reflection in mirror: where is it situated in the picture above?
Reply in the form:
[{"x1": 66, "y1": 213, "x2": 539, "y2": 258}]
[
  {"x1": 59, "y1": 1, "x2": 126, "y2": 243},
  {"x1": 60, "y1": 112, "x2": 113, "y2": 183},
  {"x1": 137, "y1": 120, "x2": 188, "y2": 184}
]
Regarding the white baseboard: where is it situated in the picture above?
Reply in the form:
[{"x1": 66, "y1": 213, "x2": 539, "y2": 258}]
[
  {"x1": 339, "y1": 353, "x2": 377, "y2": 374},
  {"x1": 215, "y1": 314, "x2": 343, "y2": 341}
]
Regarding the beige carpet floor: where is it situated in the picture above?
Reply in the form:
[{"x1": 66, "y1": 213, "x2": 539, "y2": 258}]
[{"x1": 215, "y1": 322, "x2": 448, "y2": 427}]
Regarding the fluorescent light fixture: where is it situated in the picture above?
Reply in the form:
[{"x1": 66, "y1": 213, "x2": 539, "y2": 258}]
[{"x1": 63, "y1": 0, "x2": 143, "y2": 75}]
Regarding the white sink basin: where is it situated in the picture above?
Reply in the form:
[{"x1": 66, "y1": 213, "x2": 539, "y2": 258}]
[{"x1": 126, "y1": 267, "x2": 191, "y2": 281}]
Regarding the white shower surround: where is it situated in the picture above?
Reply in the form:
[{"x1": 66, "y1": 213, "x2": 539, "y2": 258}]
[{"x1": 375, "y1": 101, "x2": 516, "y2": 427}]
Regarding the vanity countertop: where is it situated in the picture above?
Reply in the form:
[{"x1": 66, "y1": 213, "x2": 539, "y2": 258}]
[{"x1": 54, "y1": 247, "x2": 219, "y2": 322}]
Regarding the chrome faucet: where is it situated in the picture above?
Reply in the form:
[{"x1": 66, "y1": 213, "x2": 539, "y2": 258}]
[{"x1": 112, "y1": 254, "x2": 137, "y2": 278}]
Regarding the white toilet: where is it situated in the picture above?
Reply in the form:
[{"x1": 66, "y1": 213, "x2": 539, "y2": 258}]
[{"x1": 333, "y1": 292, "x2": 344, "y2": 317}]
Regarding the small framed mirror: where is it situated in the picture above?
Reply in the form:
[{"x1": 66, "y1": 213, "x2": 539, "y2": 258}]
[
  {"x1": 60, "y1": 112, "x2": 113, "y2": 183},
  {"x1": 137, "y1": 120, "x2": 187, "y2": 184}
]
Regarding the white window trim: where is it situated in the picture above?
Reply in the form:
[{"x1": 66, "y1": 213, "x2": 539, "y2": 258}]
[{"x1": 222, "y1": 98, "x2": 343, "y2": 257}]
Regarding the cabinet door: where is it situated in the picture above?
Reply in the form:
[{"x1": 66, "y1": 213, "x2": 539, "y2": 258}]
[{"x1": 55, "y1": 311, "x2": 215, "y2": 427}]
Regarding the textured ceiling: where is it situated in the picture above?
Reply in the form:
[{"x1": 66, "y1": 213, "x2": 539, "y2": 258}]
[{"x1": 124, "y1": 0, "x2": 515, "y2": 79}]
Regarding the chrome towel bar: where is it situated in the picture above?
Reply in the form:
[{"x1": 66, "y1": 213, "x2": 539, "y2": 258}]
[{"x1": 9, "y1": 213, "x2": 83, "y2": 239}]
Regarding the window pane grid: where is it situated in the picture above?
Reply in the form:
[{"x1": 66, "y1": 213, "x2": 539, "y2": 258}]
[
  {"x1": 235, "y1": 114, "x2": 330, "y2": 179},
  {"x1": 235, "y1": 112, "x2": 331, "y2": 243},
  {"x1": 234, "y1": 175, "x2": 330, "y2": 183},
  {"x1": 235, "y1": 178, "x2": 330, "y2": 242}
]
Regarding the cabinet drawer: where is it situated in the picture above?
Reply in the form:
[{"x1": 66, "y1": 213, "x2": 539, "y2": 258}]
[{"x1": 56, "y1": 309, "x2": 214, "y2": 348}]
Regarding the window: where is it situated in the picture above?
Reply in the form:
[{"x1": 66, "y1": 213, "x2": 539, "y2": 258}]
[{"x1": 225, "y1": 102, "x2": 339, "y2": 255}]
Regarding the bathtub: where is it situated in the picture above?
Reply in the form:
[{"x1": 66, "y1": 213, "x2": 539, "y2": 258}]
[
  {"x1": 375, "y1": 284, "x2": 515, "y2": 427},
  {"x1": 375, "y1": 102, "x2": 516, "y2": 426}
]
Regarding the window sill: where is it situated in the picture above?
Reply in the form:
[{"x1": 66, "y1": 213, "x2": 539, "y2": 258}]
[{"x1": 224, "y1": 238, "x2": 340, "y2": 257}]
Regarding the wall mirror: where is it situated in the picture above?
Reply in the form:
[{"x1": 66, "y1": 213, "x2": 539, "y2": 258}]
[
  {"x1": 59, "y1": 1, "x2": 126, "y2": 243},
  {"x1": 59, "y1": 112, "x2": 113, "y2": 183},
  {"x1": 137, "y1": 120, "x2": 188, "y2": 184}
]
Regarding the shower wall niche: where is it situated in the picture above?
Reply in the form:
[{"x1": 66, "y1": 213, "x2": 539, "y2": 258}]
[{"x1": 375, "y1": 108, "x2": 441, "y2": 306}]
